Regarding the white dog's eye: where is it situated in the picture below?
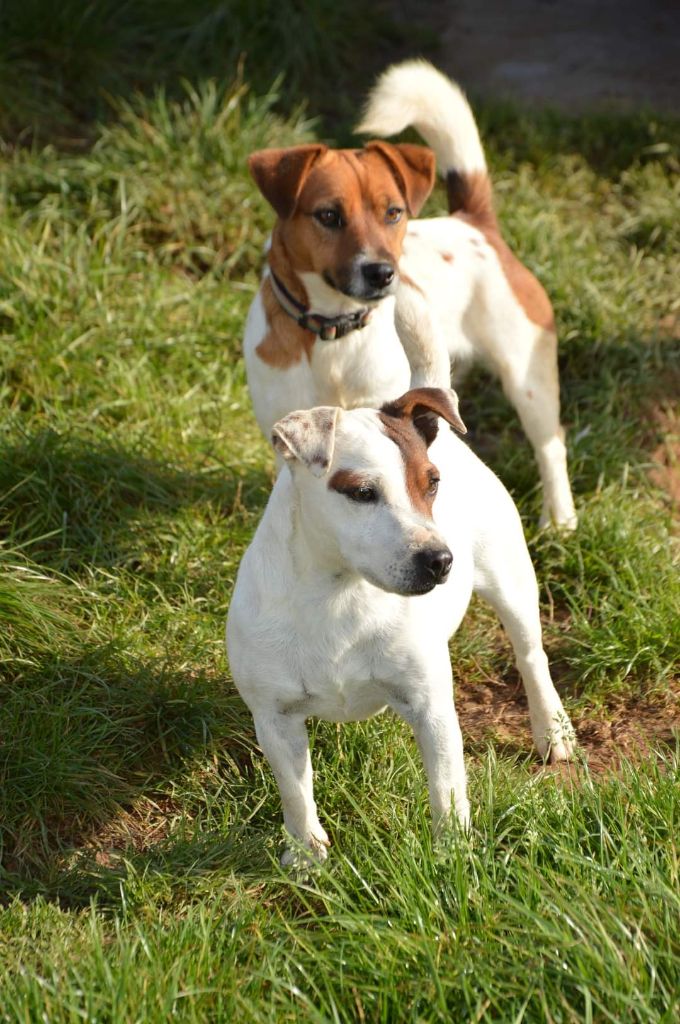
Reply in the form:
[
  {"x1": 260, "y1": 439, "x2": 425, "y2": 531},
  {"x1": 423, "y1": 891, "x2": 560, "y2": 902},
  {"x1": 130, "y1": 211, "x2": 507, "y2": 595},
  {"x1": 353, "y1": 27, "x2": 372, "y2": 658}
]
[
  {"x1": 347, "y1": 485, "x2": 378, "y2": 504},
  {"x1": 427, "y1": 475, "x2": 440, "y2": 496},
  {"x1": 314, "y1": 208, "x2": 343, "y2": 229}
]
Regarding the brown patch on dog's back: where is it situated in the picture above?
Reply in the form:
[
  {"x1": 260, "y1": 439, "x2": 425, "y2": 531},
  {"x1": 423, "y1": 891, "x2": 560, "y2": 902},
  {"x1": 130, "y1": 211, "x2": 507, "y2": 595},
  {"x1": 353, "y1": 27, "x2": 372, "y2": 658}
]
[
  {"x1": 378, "y1": 413, "x2": 439, "y2": 516},
  {"x1": 482, "y1": 233, "x2": 555, "y2": 331},
  {"x1": 447, "y1": 169, "x2": 496, "y2": 228},
  {"x1": 447, "y1": 169, "x2": 555, "y2": 332}
]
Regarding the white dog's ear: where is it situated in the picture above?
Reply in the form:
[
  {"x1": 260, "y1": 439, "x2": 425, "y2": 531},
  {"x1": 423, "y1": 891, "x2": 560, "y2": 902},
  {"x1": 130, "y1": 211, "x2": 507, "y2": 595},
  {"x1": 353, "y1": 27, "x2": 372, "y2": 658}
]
[
  {"x1": 381, "y1": 387, "x2": 466, "y2": 446},
  {"x1": 271, "y1": 407, "x2": 340, "y2": 477}
]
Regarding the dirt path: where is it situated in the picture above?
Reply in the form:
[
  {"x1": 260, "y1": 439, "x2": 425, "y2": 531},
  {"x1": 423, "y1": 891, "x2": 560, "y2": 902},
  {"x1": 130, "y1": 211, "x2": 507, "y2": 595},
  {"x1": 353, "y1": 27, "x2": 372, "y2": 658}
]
[{"x1": 385, "y1": 0, "x2": 680, "y2": 112}]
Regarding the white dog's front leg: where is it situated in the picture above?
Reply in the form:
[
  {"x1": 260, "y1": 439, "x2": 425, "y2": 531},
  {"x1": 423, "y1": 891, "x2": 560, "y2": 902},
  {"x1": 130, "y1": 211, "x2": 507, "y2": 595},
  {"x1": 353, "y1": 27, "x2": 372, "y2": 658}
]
[
  {"x1": 395, "y1": 283, "x2": 452, "y2": 389},
  {"x1": 394, "y1": 690, "x2": 470, "y2": 835},
  {"x1": 253, "y1": 712, "x2": 330, "y2": 864}
]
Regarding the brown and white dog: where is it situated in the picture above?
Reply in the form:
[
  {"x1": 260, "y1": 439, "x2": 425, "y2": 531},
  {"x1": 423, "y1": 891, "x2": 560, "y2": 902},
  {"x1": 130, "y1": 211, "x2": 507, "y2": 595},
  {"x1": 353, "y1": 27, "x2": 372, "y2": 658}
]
[{"x1": 244, "y1": 60, "x2": 576, "y2": 528}]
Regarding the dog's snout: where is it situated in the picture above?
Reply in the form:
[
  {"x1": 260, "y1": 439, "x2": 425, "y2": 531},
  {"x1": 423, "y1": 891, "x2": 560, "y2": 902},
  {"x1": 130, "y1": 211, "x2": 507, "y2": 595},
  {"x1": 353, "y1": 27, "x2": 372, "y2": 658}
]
[
  {"x1": 427, "y1": 548, "x2": 453, "y2": 583},
  {"x1": 361, "y1": 261, "x2": 394, "y2": 291},
  {"x1": 416, "y1": 547, "x2": 453, "y2": 585}
]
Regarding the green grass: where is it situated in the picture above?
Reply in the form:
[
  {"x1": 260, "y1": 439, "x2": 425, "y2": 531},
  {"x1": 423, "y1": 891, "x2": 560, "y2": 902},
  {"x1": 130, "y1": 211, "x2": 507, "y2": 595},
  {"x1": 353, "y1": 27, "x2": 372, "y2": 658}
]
[
  {"x1": 1, "y1": 7, "x2": 679, "y2": 1019},
  {"x1": 1, "y1": 753, "x2": 679, "y2": 1021},
  {"x1": 0, "y1": 0, "x2": 395, "y2": 145}
]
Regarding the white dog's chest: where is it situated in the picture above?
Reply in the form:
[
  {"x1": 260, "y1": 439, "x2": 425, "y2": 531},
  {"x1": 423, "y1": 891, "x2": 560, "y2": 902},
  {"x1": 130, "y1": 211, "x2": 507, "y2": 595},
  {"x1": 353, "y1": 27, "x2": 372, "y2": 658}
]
[
  {"x1": 281, "y1": 675, "x2": 387, "y2": 724},
  {"x1": 278, "y1": 619, "x2": 411, "y2": 723}
]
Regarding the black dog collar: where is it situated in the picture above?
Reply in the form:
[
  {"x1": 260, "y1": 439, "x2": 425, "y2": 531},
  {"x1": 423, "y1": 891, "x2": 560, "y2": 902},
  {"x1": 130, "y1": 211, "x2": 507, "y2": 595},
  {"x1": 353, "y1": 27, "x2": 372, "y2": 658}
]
[{"x1": 269, "y1": 270, "x2": 372, "y2": 341}]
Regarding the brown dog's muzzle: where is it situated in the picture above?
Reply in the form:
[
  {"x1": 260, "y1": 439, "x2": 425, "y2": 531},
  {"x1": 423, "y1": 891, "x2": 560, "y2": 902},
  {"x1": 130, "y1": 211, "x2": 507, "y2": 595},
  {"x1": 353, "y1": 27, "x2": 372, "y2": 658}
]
[{"x1": 331, "y1": 256, "x2": 397, "y2": 301}]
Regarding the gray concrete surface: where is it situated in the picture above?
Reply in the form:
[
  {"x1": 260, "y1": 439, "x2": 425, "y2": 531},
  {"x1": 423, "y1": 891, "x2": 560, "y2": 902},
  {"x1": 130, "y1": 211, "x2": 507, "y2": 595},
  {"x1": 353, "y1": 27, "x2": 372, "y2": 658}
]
[{"x1": 387, "y1": 0, "x2": 680, "y2": 111}]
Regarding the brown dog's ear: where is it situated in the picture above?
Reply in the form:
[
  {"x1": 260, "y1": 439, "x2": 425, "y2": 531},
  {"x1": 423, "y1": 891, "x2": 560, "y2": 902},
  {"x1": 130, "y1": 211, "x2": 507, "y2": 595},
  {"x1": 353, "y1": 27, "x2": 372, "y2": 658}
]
[
  {"x1": 381, "y1": 387, "x2": 466, "y2": 447},
  {"x1": 365, "y1": 141, "x2": 436, "y2": 216},
  {"x1": 272, "y1": 406, "x2": 340, "y2": 476},
  {"x1": 248, "y1": 144, "x2": 328, "y2": 219}
]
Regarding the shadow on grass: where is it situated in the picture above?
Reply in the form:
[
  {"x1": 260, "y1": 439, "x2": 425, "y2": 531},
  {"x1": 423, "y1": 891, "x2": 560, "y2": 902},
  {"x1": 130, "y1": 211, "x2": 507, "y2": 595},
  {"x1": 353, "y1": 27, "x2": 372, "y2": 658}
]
[
  {"x1": 0, "y1": 431, "x2": 272, "y2": 899},
  {"x1": 0, "y1": 644, "x2": 263, "y2": 903},
  {"x1": 10, "y1": 829, "x2": 276, "y2": 909},
  {"x1": 0, "y1": 428, "x2": 271, "y2": 573}
]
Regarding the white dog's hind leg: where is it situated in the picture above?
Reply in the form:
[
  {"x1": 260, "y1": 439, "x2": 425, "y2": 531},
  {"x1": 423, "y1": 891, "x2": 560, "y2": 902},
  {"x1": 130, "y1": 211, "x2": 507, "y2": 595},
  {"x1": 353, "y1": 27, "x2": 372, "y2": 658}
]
[
  {"x1": 492, "y1": 325, "x2": 576, "y2": 530},
  {"x1": 473, "y1": 516, "x2": 575, "y2": 761},
  {"x1": 254, "y1": 712, "x2": 330, "y2": 864}
]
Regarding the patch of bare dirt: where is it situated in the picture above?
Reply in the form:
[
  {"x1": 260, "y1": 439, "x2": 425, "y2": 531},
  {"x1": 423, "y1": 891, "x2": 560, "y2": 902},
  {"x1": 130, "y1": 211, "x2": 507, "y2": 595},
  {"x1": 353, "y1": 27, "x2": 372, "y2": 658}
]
[
  {"x1": 81, "y1": 794, "x2": 182, "y2": 868},
  {"x1": 456, "y1": 675, "x2": 680, "y2": 773}
]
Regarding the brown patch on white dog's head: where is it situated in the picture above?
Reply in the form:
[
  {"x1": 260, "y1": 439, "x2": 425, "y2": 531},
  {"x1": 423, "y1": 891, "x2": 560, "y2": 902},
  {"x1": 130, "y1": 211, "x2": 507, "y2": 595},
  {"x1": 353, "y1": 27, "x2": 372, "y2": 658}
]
[
  {"x1": 382, "y1": 387, "x2": 467, "y2": 444},
  {"x1": 377, "y1": 411, "x2": 440, "y2": 517},
  {"x1": 272, "y1": 406, "x2": 340, "y2": 477},
  {"x1": 379, "y1": 388, "x2": 467, "y2": 515},
  {"x1": 327, "y1": 468, "x2": 366, "y2": 494}
]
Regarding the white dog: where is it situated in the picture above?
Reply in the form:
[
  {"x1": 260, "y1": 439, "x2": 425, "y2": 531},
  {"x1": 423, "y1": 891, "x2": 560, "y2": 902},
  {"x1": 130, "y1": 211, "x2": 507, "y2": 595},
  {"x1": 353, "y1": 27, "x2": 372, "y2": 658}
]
[
  {"x1": 227, "y1": 388, "x2": 574, "y2": 862},
  {"x1": 244, "y1": 60, "x2": 576, "y2": 529}
]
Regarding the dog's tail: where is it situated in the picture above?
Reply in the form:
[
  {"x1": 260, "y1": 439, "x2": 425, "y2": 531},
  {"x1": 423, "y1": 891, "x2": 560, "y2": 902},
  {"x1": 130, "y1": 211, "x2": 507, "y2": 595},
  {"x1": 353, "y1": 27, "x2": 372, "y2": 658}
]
[{"x1": 357, "y1": 60, "x2": 496, "y2": 229}]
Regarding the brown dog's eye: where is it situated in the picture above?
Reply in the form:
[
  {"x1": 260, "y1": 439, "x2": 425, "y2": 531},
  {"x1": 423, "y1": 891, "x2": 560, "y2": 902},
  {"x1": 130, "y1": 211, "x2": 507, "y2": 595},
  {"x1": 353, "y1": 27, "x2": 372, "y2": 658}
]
[
  {"x1": 385, "y1": 206, "x2": 403, "y2": 224},
  {"x1": 314, "y1": 208, "x2": 343, "y2": 229}
]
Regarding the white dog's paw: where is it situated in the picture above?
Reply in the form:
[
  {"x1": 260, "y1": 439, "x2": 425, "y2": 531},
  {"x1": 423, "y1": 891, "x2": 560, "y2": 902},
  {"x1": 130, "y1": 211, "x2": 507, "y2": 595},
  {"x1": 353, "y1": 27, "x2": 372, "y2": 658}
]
[
  {"x1": 280, "y1": 828, "x2": 330, "y2": 869},
  {"x1": 534, "y1": 714, "x2": 577, "y2": 763},
  {"x1": 455, "y1": 801, "x2": 471, "y2": 832},
  {"x1": 539, "y1": 507, "x2": 578, "y2": 533},
  {"x1": 546, "y1": 734, "x2": 577, "y2": 763},
  {"x1": 433, "y1": 802, "x2": 471, "y2": 844}
]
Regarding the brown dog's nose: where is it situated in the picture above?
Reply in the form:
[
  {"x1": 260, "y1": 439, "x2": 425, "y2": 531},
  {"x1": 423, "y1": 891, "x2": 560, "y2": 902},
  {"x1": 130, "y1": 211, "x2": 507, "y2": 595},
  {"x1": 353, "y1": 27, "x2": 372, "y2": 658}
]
[{"x1": 361, "y1": 262, "x2": 395, "y2": 291}]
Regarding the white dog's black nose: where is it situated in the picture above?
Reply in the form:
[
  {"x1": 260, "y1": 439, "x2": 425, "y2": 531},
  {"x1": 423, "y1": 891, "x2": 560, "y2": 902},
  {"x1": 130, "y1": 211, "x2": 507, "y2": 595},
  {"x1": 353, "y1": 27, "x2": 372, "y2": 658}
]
[
  {"x1": 361, "y1": 262, "x2": 394, "y2": 291},
  {"x1": 417, "y1": 547, "x2": 453, "y2": 585}
]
